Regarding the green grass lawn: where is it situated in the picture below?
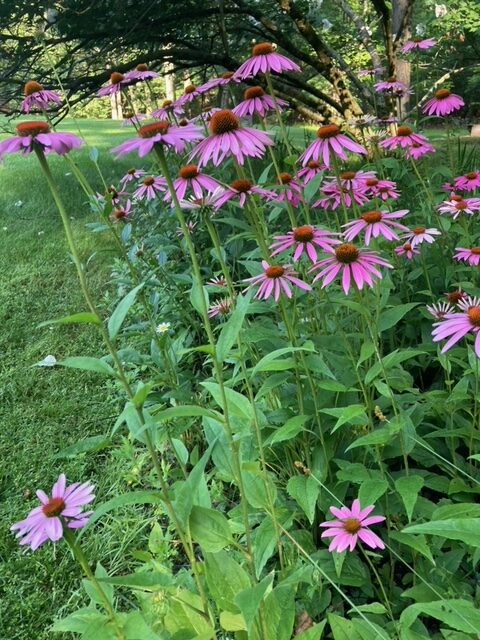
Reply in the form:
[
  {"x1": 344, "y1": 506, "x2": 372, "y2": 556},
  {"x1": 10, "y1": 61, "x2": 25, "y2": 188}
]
[{"x1": 0, "y1": 118, "x2": 145, "y2": 640}]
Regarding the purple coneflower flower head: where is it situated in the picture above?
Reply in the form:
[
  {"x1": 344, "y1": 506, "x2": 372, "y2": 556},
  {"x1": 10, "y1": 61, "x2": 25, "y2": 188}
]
[
  {"x1": 297, "y1": 160, "x2": 326, "y2": 184},
  {"x1": 122, "y1": 112, "x2": 147, "y2": 126},
  {"x1": 151, "y1": 99, "x2": 184, "y2": 120},
  {"x1": 438, "y1": 195, "x2": 480, "y2": 219},
  {"x1": 244, "y1": 261, "x2": 311, "y2": 301},
  {"x1": 319, "y1": 499, "x2": 385, "y2": 553},
  {"x1": 95, "y1": 186, "x2": 128, "y2": 207},
  {"x1": 374, "y1": 76, "x2": 411, "y2": 96},
  {"x1": 234, "y1": 42, "x2": 300, "y2": 80},
  {"x1": 454, "y1": 247, "x2": 480, "y2": 266},
  {"x1": 380, "y1": 125, "x2": 430, "y2": 151},
  {"x1": 166, "y1": 164, "x2": 220, "y2": 202},
  {"x1": 422, "y1": 89, "x2": 464, "y2": 117},
  {"x1": 403, "y1": 141, "x2": 436, "y2": 160},
  {"x1": 313, "y1": 181, "x2": 369, "y2": 210},
  {"x1": 403, "y1": 226, "x2": 441, "y2": 247},
  {"x1": 326, "y1": 169, "x2": 376, "y2": 192},
  {"x1": 189, "y1": 109, "x2": 273, "y2": 167},
  {"x1": 347, "y1": 114, "x2": 378, "y2": 128},
  {"x1": 120, "y1": 168, "x2": 147, "y2": 185},
  {"x1": 270, "y1": 225, "x2": 340, "y2": 263},
  {"x1": 179, "y1": 188, "x2": 224, "y2": 210},
  {"x1": 343, "y1": 209, "x2": 409, "y2": 245},
  {"x1": 426, "y1": 301, "x2": 455, "y2": 320},
  {"x1": 97, "y1": 71, "x2": 131, "y2": 97},
  {"x1": 208, "y1": 297, "x2": 233, "y2": 318},
  {"x1": 175, "y1": 84, "x2": 205, "y2": 107},
  {"x1": 401, "y1": 37, "x2": 436, "y2": 53},
  {"x1": 445, "y1": 289, "x2": 467, "y2": 305},
  {"x1": 0, "y1": 121, "x2": 82, "y2": 161},
  {"x1": 124, "y1": 63, "x2": 160, "y2": 82},
  {"x1": 134, "y1": 175, "x2": 167, "y2": 200},
  {"x1": 356, "y1": 67, "x2": 386, "y2": 78},
  {"x1": 208, "y1": 275, "x2": 228, "y2": 287},
  {"x1": 214, "y1": 178, "x2": 274, "y2": 209},
  {"x1": 110, "y1": 200, "x2": 132, "y2": 223},
  {"x1": 192, "y1": 107, "x2": 222, "y2": 124},
  {"x1": 454, "y1": 171, "x2": 480, "y2": 193},
  {"x1": 176, "y1": 221, "x2": 197, "y2": 236},
  {"x1": 310, "y1": 243, "x2": 392, "y2": 294},
  {"x1": 432, "y1": 295, "x2": 480, "y2": 357},
  {"x1": 111, "y1": 120, "x2": 204, "y2": 158},
  {"x1": 275, "y1": 172, "x2": 303, "y2": 207},
  {"x1": 21, "y1": 81, "x2": 62, "y2": 113},
  {"x1": 299, "y1": 124, "x2": 366, "y2": 168},
  {"x1": 232, "y1": 86, "x2": 288, "y2": 118},
  {"x1": 395, "y1": 242, "x2": 419, "y2": 260},
  {"x1": 10, "y1": 474, "x2": 94, "y2": 551},
  {"x1": 364, "y1": 177, "x2": 400, "y2": 200}
]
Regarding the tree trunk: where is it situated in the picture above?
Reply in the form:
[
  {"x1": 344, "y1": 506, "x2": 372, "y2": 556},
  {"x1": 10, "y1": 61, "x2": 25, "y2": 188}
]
[
  {"x1": 164, "y1": 63, "x2": 176, "y2": 100},
  {"x1": 392, "y1": 0, "x2": 414, "y2": 116},
  {"x1": 110, "y1": 91, "x2": 123, "y2": 120}
]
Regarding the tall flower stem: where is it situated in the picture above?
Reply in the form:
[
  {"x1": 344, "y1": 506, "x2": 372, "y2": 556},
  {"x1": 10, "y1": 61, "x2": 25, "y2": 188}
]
[
  {"x1": 34, "y1": 148, "x2": 214, "y2": 627},
  {"x1": 360, "y1": 546, "x2": 395, "y2": 622},
  {"x1": 63, "y1": 529, "x2": 125, "y2": 639},
  {"x1": 153, "y1": 144, "x2": 255, "y2": 566},
  {"x1": 265, "y1": 72, "x2": 293, "y2": 158}
]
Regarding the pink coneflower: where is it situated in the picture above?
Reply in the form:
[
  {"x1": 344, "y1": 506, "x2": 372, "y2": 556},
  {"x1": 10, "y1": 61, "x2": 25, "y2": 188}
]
[
  {"x1": 357, "y1": 67, "x2": 386, "y2": 77},
  {"x1": 234, "y1": 42, "x2": 300, "y2": 80},
  {"x1": 299, "y1": 124, "x2": 366, "y2": 168},
  {"x1": 422, "y1": 89, "x2": 464, "y2": 117},
  {"x1": 445, "y1": 289, "x2": 467, "y2": 305},
  {"x1": 111, "y1": 121, "x2": 204, "y2": 158},
  {"x1": 453, "y1": 247, "x2": 480, "y2": 266},
  {"x1": 208, "y1": 275, "x2": 228, "y2": 287},
  {"x1": 192, "y1": 107, "x2": 222, "y2": 124},
  {"x1": 10, "y1": 474, "x2": 94, "y2": 551},
  {"x1": 364, "y1": 177, "x2": 400, "y2": 200},
  {"x1": 176, "y1": 221, "x2": 197, "y2": 236},
  {"x1": 374, "y1": 76, "x2": 411, "y2": 96},
  {"x1": 166, "y1": 164, "x2": 220, "y2": 202},
  {"x1": 199, "y1": 71, "x2": 241, "y2": 92},
  {"x1": 313, "y1": 182, "x2": 369, "y2": 210},
  {"x1": 319, "y1": 499, "x2": 385, "y2": 553},
  {"x1": 120, "y1": 168, "x2": 147, "y2": 185},
  {"x1": 179, "y1": 188, "x2": 224, "y2": 210},
  {"x1": 380, "y1": 126, "x2": 430, "y2": 151},
  {"x1": 124, "y1": 63, "x2": 160, "y2": 82},
  {"x1": 176, "y1": 84, "x2": 206, "y2": 107},
  {"x1": 432, "y1": 296, "x2": 480, "y2": 357},
  {"x1": 110, "y1": 200, "x2": 132, "y2": 223},
  {"x1": 395, "y1": 242, "x2": 419, "y2": 260},
  {"x1": 297, "y1": 160, "x2": 326, "y2": 184},
  {"x1": 214, "y1": 178, "x2": 274, "y2": 209},
  {"x1": 275, "y1": 172, "x2": 303, "y2": 206},
  {"x1": 244, "y1": 261, "x2": 311, "y2": 301},
  {"x1": 95, "y1": 186, "x2": 128, "y2": 206},
  {"x1": 189, "y1": 109, "x2": 273, "y2": 167},
  {"x1": 0, "y1": 121, "x2": 82, "y2": 161},
  {"x1": 97, "y1": 71, "x2": 131, "y2": 97},
  {"x1": 270, "y1": 225, "x2": 340, "y2": 263},
  {"x1": 232, "y1": 86, "x2": 288, "y2": 118},
  {"x1": 325, "y1": 169, "x2": 376, "y2": 192},
  {"x1": 122, "y1": 112, "x2": 147, "y2": 126},
  {"x1": 426, "y1": 301, "x2": 455, "y2": 319},
  {"x1": 21, "y1": 81, "x2": 62, "y2": 113},
  {"x1": 348, "y1": 114, "x2": 378, "y2": 128},
  {"x1": 343, "y1": 209, "x2": 409, "y2": 245},
  {"x1": 403, "y1": 226, "x2": 441, "y2": 247},
  {"x1": 403, "y1": 141, "x2": 436, "y2": 160},
  {"x1": 310, "y1": 243, "x2": 392, "y2": 294},
  {"x1": 438, "y1": 196, "x2": 480, "y2": 219},
  {"x1": 454, "y1": 171, "x2": 480, "y2": 193},
  {"x1": 401, "y1": 37, "x2": 436, "y2": 53},
  {"x1": 134, "y1": 176, "x2": 167, "y2": 200},
  {"x1": 151, "y1": 99, "x2": 184, "y2": 120},
  {"x1": 208, "y1": 297, "x2": 233, "y2": 318}
]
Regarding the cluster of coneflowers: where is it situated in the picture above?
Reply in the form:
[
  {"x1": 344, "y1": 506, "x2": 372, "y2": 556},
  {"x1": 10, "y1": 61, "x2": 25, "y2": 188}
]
[{"x1": 4, "y1": 37, "x2": 479, "y2": 557}]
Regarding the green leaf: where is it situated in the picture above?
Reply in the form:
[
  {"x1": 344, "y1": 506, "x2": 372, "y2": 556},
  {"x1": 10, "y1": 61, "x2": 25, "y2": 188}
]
[
  {"x1": 163, "y1": 589, "x2": 215, "y2": 638},
  {"x1": 346, "y1": 420, "x2": 402, "y2": 451},
  {"x1": 431, "y1": 503, "x2": 480, "y2": 520},
  {"x1": 216, "y1": 292, "x2": 250, "y2": 361},
  {"x1": 327, "y1": 613, "x2": 363, "y2": 640},
  {"x1": 189, "y1": 506, "x2": 233, "y2": 552},
  {"x1": 52, "y1": 609, "x2": 111, "y2": 636},
  {"x1": 395, "y1": 475, "x2": 424, "y2": 522},
  {"x1": 242, "y1": 468, "x2": 277, "y2": 510},
  {"x1": 235, "y1": 574, "x2": 274, "y2": 634},
  {"x1": 108, "y1": 283, "x2": 143, "y2": 340},
  {"x1": 60, "y1": 356, "x2": 116, "y2": 376},
  {"x1": 365, "y1": 350, "x2": 425, "y2": 385},
  {"x1": 252, "y1": 515, "x2": 277, "y2": 578},
  {"x1": 264, "y1": 415, "x2": 310, "y2": 445},
  {"x1": 153, "y1": 404, "x2": 223, "y2": 423},
  {"x1": 349, "y1": 603, "x2": 387, "y2": 615},
  {"x1": 357, "y1": 342, "x2": 375, "y2": 367},
  {"x1": 358, "y1": 479, "x2": 388, "y2": 507},
  {"x1": 219, "y1": 611, "x2": 246, "y2": 631},
  {"x1": 37, "y1": 312, "x2": 100, "y2": 328},
  {"x1": 252, "y1": 344, "x2": 315, "y2": 375},
  {"x1": 204, "y1": 551, "x2": 251, "y2": 613},
  {"x1": 403, "y1": 519, "x2": 480, "y2": 546},
  {"x1": 389, "y1": 531, "x2": 435, "y2": 564},
  {"x1": 378, "y1": 303, "x2": 419, "y2": 332},
  {"x1": 98, "y1": 572, "x2": 173, "y2": 590},
  {"x1": 287, "y1": 475, "x2": 319, "y2": 524},
  {"x1": 122, "y1": 611, "x2": 162, "y2": 640},
  {"x1": 171, "y1": 438, "x2": 189, "y2": 465},
  {"x1": 189, "y1": 281, "x2": 209, "y2": 316},
  {"x1": 321, "y1": 404, "x2": 367, "y2": 433},
  {"x1": 202, "y1": 382, "x2": 252, "y2": 420},
  {"x1": 400, "y1": 599, "x2": 480, "y2": 635},
  {"x1": 78, "y1": 491, "x2": 162, "y2": 538},
  {"x1": 263, "y1": 584, "x2": 296, "y2": 640},
  {"x1": 295, "y1": 621, "x2": 327, "y2": 639},
  {"x1": 54, "y1": 435, "x2": 111, "y2": 458}
]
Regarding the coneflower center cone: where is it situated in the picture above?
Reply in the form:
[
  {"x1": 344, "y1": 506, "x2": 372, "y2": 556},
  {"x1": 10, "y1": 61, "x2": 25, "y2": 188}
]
[
  {"x1": 179, "y1": 164, "x2": 199, "y2": 179},
  {"x1": 279, "y1": 172, "x2": 293, "y2": 185},
  {"x1": 138, "y1": 121, "x2": 170, "y2": 138},
  {"x1": 317, "y1": 124, "x2": 340, "y2": 139},
  {"x1": 252, "y1": 42, "x2": 274, "y2": 56},
  {"x1": 42, "y1": 497, "x2": 65, "y2": 517},
  {"x1": 342, "y1": 517, "x2": 362, "y2": 534},
  {"x1": 412, "y1": 226, "x2": 426, "y2": 234},
  {"x1": 230, "y1": 179, "x2": 252, "y2": 192},
  {"x1": 143, "y1": 177, "x2": 155, "y2": 186},
  {"x1": 397, "y1": 126, "x2": 413, "y2": 136},
  {"x1": 361, "y1": 211, "x2": 382, "y2": 224},
  {"x1": 136, "y1": 63, "x2": 148, "y2": 71},
  {"x1": 340, "y1": 171, "x2": 356, "y2": 180},
  {"x1": 435, "y1": 88, "x2": 451, "y2": 99},
  {"x1": 209, "y1": 110, "x2": 239, "y2": 134},
  {"x1": 293, "y1": 226, "x2": 314, "y2": 242},
  {"x1": 468, "y1": 307, "x2": 480, "y2": 327},
  {"x1": 244, "y1": 86, "x2": 265, "y2": 99},
  {"x1": 465, "y1": 172, "x2": 478, "y2": 180},
  {"x1": 110, "y1": 72, "x2": 124, "y2": 84},
  {"x1": 265, "y1": 265, "x2": 285, "y2": 278},
  {"x1": 24, "y1": 80, "x2": 43, "y2": 95},
  {"x1": 471, "y1": 248, "x2": 480, "y2": 255},
  {"x1": 335, "y1": 243, "x2": 360, "y2": 263},
  {"x1": 222, "y1": 71, "x2": 234, "y2": 79},
  {"x1": 16, "y1": 121, "x2": 50, "y2": 137},
  {"x1": 184, "y1": 84, "x2": 196, "y2": 94}
]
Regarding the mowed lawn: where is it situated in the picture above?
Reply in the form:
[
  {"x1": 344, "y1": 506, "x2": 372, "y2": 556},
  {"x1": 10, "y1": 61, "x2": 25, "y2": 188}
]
[{"x1": 0, "y1": 118, "x2": 144, "y2": 640}]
